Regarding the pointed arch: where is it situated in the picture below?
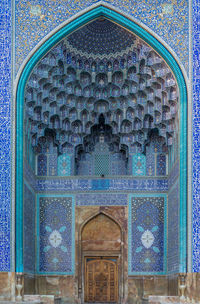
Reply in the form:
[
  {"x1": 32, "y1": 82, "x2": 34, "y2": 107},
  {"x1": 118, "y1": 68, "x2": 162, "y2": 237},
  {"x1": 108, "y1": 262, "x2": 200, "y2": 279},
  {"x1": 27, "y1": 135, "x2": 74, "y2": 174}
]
[
  {"x1": 78, "y1": 211, "x2": 124, "y2": 302},
  {"x1": 15, "y1": 4, "x2": 187, "y2": 273},
  {"x1": 80, "y1": 210, "x2": 123, "y2": 237}
]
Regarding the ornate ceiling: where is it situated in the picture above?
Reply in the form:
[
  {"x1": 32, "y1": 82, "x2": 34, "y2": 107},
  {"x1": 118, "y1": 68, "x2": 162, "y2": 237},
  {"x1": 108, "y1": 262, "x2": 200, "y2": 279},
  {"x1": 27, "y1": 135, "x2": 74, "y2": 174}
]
[
  {"x1": 24, "y1": 18, "x2": 178, "y2": 155},
  {"x1": 67, "y1": 18, "x2": 136, "y2": 56}
]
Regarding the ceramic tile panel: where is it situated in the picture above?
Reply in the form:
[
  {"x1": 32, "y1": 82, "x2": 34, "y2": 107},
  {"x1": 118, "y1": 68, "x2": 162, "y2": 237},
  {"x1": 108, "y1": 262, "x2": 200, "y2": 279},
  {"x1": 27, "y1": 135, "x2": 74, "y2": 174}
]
[
  {"x1": 168, "y1": 181, "x2": 179, "y2": 273},
  {"x1": 36, "y1": 177, "x2": 168, "y2": 192},
  {"x1": 58, "y1": 154, "x2": 71, "y2": 176},
  {"x1": 37, "y1": 195, "x2": 75, "y2": 274},
  {"x1": 24, "y1": 183, "x2": 35, "y2": 273},
  {"x1": 156, "y1": 154, "x2": 166, "y2": 176},
  {"x1": 24, "y1": 35, "x2": 178, "y2": 169},
  {"x1": 0, "y1": 0, "x2": 198, "y2": 275},
  {"x1": 132, "y1": 154, "x2": 146, "y2": 176},
  {"x1": 146, "y1": 152, "x2": 155, "y2": 176},
  {"x1": 128, "y1": 195, "x2": 166, "y2": 274},
  {"x1": 168, "y1": 160, "x2": 179, "y2": 189},
  {"x1": 76, "y1": 193, "x2": 127, "y2": 206},
  {"x1": 24, "y1": 160, "x2": 37, "y2": 191},
  {"x1": 37, "y1": 154, "x2": 47, "y2": 176},
  {"x1": 49, "y1": 154, "x2": 57, "y2": 176},
  {"x1": 193, "y1": 0, "x2": 200, "y2": 272},
  {"x1": 15, "y1": 0, "x2": 189, "y2": 74},
  {"x1": 0, "y1": 0, "x2": 11, "y2": 271}
]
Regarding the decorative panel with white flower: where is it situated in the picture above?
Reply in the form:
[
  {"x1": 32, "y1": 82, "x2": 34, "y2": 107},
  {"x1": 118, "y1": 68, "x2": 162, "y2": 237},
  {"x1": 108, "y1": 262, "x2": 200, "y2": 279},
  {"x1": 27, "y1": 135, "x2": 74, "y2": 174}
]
[
  {"x1": 38, "y1": 195, "x2": 75, "y2": 274},
  {"x1": 128, "y1": 195, "x2": 166, "y2": 274}
]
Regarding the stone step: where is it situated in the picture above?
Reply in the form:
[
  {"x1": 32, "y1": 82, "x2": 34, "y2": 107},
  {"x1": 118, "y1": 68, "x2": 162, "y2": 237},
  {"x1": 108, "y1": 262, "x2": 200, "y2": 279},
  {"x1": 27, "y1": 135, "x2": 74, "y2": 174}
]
[
  {"x1": 148, "y1": 296, "x2": 180, "y2": 304},
  {"x1": 59, "y1": 297, "x2": 75, "y2": 304},
  {"x1": 142, "y1": 297, "x2": 149, "y2": 304},
  {"x1": 24, "y1": 295, "x2": 61, "y2": 304},
  {"x1": 0, "y1": 302, "x2": 43, "y2": 304}
]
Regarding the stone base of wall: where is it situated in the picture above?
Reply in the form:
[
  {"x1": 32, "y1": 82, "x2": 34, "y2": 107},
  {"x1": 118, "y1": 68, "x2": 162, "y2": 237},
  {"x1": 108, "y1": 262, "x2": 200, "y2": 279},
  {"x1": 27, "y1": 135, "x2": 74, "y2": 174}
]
[
  {"x1": 28, "y1": 274, "x2": 178, "y2": 303},
  {"x1": 128, "y1": 275, "x2": 171, "y2": 304},
  {"x1": 0, "y1": 272, "x2": 15, "y2": 301},
  {"x1": 24, "y1": 274, "x2": 36, "y2": 295},
  {"x1": 34, "y1": 276, "x2": 75, "y2": 302},
  {"x1": 148, "y1": 296, "x2": 180, "y2": 304},
  {"x1": 128, "y1": 273, "x2": 200, "y2": 303},
  {"x1": 184, "y1": 273, "x2": 200, "y2": 302},
  {"x1": 1, "y1": 273, "x2": 200, "y2": 303}
]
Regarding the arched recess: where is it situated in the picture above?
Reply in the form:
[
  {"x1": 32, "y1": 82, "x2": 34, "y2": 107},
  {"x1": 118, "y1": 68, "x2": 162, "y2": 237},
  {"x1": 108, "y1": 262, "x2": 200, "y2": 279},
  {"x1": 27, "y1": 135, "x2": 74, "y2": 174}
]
[
  {"x1": 78, "y1": 212, "x2": 124, "y2": 303},
  {"x1": 15, "y1": 4, "x2": 187, "y2": 273}
]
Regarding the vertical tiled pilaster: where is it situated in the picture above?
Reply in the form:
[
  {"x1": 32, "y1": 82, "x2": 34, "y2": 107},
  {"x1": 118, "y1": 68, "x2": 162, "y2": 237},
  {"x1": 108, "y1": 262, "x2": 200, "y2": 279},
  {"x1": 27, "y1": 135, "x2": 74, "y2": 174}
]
[
  {"x1": 193, "y1": 0, "x2": 200, "y2": 272},
  {"x1": 0, "y1": 0, "x2": 11, "y2": 271}
]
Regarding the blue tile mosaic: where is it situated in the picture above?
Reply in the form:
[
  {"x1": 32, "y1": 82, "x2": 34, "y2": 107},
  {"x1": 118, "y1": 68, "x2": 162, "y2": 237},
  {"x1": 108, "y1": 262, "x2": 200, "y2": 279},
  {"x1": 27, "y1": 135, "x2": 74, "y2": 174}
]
[
  {"x1": 24, "y1": 35, "x2": 177, "y2": 169},
  {"x1": 37, "y1": 154, "x2": 47, "y2": 176},
  {"x1": 68, "y1": 18, "x2": 136, "y2": 55},
  {"x1": 76, "y1": 193, "x2": 127, "y2": 206},
  {"x1": 156, "y1": 154, "x2": 166, "y2": 176},
  {"x1": 168, "y1": 159, "x2": 179, "y2": 189},
  {"x1": 168, "y1": 181, "x2": 179, "y2": 273},
  {"x1": 24, "y1": 160, "x2": 37, "y2": 191},
  {"x1": 92, "y1": 179, "x2": 110, "y2": 190},
  {"x1": 0, "y1": 0, "x2": 195, "y2": 276},
  {"x1": 49, "y1": 154, "x2": 57, "y2": 176},
  {"x1": 128, "y1": 195, "x2": 166, "y2": 274},
  {"x1": 58, "y1": 154, "x2": 71, "y2": 176},
  {"x1": 24, "y1": 183, "x2": 35, "y2": 273},
  {"x1": 29, "y1": 146, "x2": 35, "y2": 172},
  {"x1": 0, "y1": 162, "x2": 11, "y2": 271},
  {"x1": 132, "y1": 154, "x2": 146, "y2": 176},
  {"x1": 193, "y1": 0, "x2": 200, "y2": 272},
  {"x1": 36, "y1": 177, "x2": 168, "y2": 192},
  {"x1": 146, "y1": 147, "x2": 155, "y2": 176},
  {"x1": 15, "y1": 0, "x2": 189, "y2": 74},
  {"x1": 38, "y1": 195, "x2": 75, "y2": 274},
  {"x1": 0, "y1": 0, "x2": 11, "y2": 271}
]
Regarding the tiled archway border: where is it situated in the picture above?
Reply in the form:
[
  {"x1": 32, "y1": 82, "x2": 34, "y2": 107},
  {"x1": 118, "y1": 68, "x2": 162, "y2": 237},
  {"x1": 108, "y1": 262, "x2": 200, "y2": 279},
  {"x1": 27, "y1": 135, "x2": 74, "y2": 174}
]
[{"x1": 15, "y1": 3, "x2": 188, "y2": 273}]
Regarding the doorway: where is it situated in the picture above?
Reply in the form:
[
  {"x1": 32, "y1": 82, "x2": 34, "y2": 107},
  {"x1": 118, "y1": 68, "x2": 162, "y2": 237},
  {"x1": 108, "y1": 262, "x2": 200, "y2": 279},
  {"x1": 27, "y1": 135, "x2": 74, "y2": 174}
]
[
  {"x1": 84, "y1": 257, "x2": 118, "y2": 303},
  {"x1": 80, "y1": 212, "x2": 123, "y2": 303}
]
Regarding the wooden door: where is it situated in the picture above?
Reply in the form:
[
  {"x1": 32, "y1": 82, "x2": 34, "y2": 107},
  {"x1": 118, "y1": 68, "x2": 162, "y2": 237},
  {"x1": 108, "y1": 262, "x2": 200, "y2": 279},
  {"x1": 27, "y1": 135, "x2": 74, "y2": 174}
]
[{"x1": 85, "y1": 257, "x2": 118, "y2": 303}]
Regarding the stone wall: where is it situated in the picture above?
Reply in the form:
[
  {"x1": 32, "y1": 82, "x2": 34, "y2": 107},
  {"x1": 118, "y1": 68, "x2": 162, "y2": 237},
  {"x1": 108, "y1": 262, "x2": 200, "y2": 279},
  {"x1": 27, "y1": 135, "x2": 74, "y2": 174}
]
[
  {"x1": 128, "y1": 275, "x2": 176, "y2": 303},
  {"x1": 185, "y1": 273, "x2": 200, "y2": 302},
  {"x1": 35, "y1": 276, "x2": 75, "y2": 300},
  {"x1": 0, "y1": 272, "x2": 15, "y2": 301}
]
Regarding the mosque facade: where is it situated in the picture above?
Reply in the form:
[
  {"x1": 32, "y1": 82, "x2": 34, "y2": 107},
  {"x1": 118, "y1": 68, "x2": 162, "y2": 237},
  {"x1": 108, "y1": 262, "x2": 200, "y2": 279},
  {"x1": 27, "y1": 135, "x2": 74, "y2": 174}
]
[{"x1": 0, "y1": 0, "x2": 200, "y2": 303}]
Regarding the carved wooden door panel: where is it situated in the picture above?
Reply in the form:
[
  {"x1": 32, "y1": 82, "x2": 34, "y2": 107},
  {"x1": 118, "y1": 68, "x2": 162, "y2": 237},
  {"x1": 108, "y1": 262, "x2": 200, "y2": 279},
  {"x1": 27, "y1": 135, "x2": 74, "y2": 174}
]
[{"x1": 85, "y1": 257, "x2": 118, "y2": 303}]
